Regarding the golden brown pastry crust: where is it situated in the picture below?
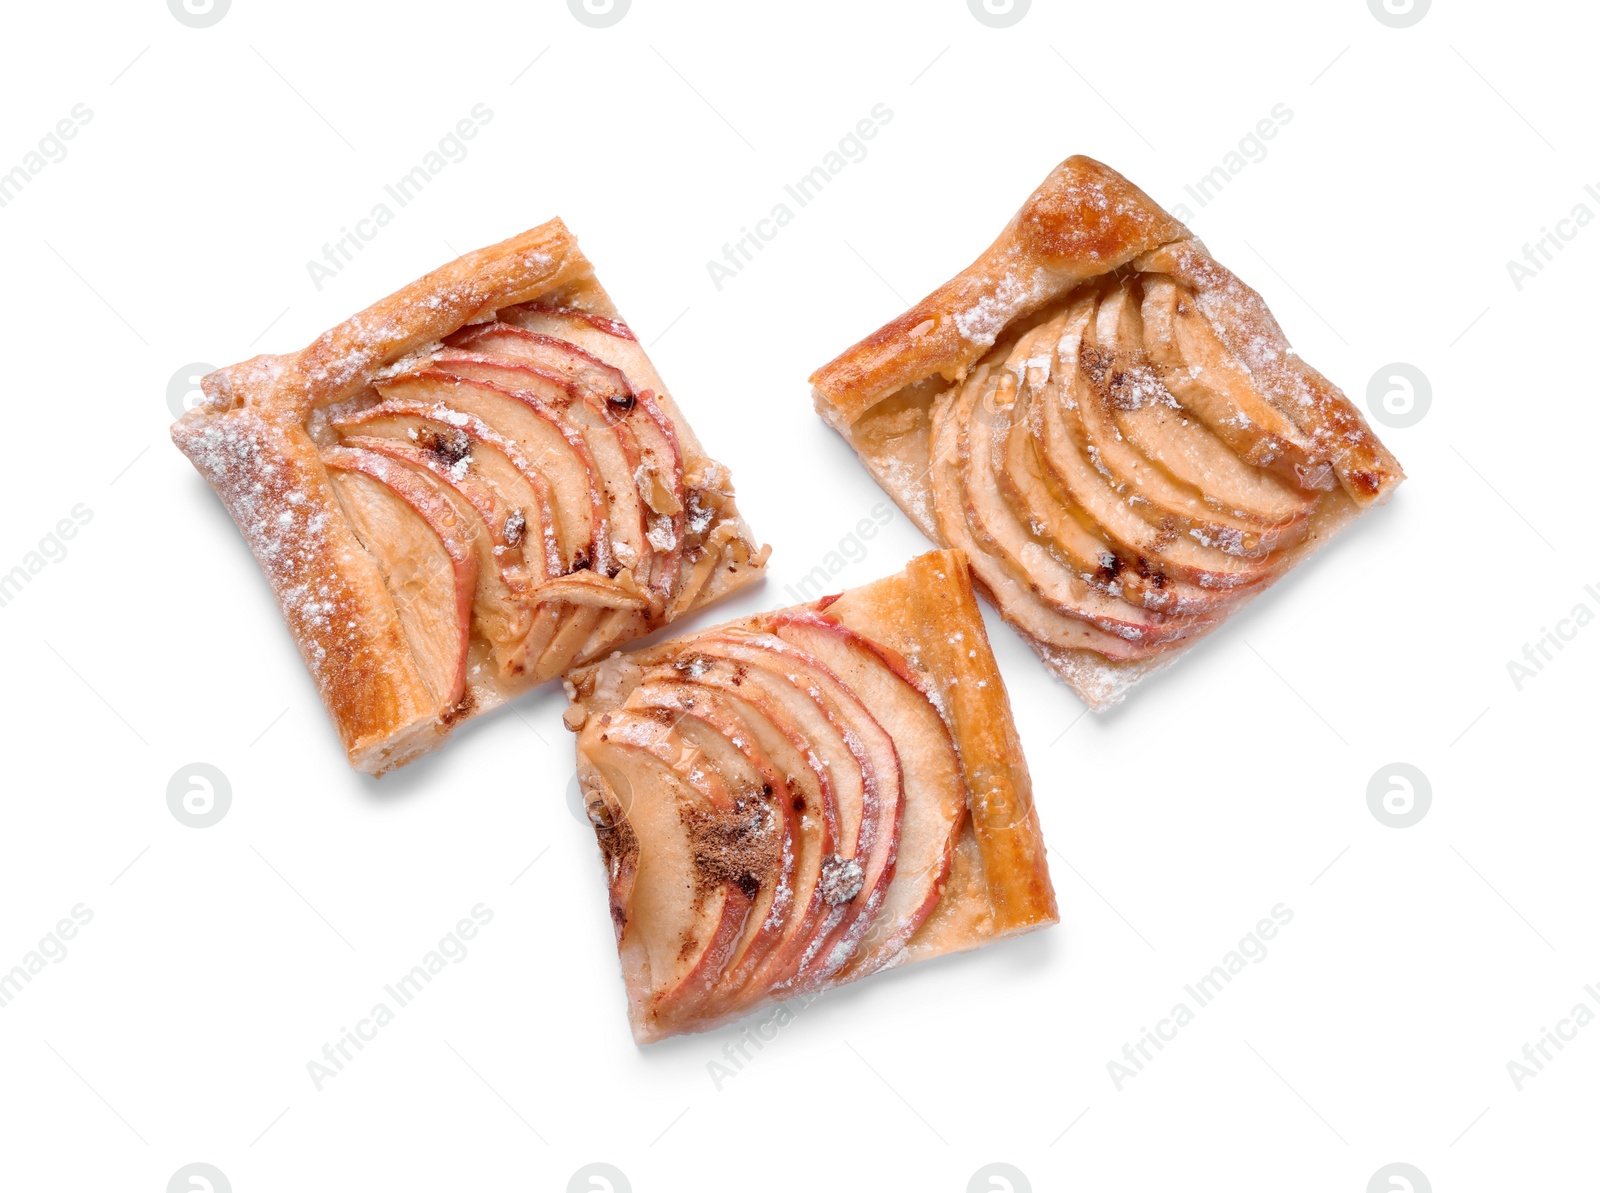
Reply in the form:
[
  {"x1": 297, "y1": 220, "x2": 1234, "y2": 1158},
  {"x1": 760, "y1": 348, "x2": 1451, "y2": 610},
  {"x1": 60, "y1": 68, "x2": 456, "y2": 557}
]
[
  {"x1": 564, "y1": 548, "x2": 1058, "y2": 1042},
  {"x1": 174, "y1": 221, "x2": 767, "y2": 774},
  {"x1": 810, "y1": 156, "x2": 1403, "y2": 709},
  {"x1": 813, "y1": 158, "x2": 1189, "y2": 427}
]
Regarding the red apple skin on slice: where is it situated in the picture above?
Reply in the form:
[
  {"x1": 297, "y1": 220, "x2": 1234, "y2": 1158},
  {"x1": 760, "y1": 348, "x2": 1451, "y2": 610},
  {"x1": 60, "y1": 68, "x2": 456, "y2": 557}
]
[
  {"x1": 336, "y1": 436, "x2": 525, "y2": 579},
  {"x1": 627, "y1": 677, "x2": 796, "y2": 1018},
  {"x1": 1071, "y1": 292, "x2": 1282, "y2": 560},
  {"x1": 424, "y1": 355, "x2": 652, "y2": 584},
  {"x1": 434, "y1": 343, "x2": 686, "y2": 601},
  {"x1": 804, "y1": 613, "x2": 967, "y2": 978},
  {"x1": 769, "y1": 613, "x2": 913, "y2": 984},
  {"x1": 957, "y1": 365, "x2": 1214, "y2": 646},
  {"x1": 331, "y1": 401, "x2": 564, "y2": 582},
  {"x1": 582, "y1": 708, "x2": 759, "y2": 1034},
  {"x1": 500, "y1": 302, "x2": 638, "y2": 343},
  {"x1": 1087, "y1": 284, "x2": 1311, "y2": 552},
  {"x1": 932, "y1": 373, "x2": 1200, "y2": 662},
  {"x1": 1095, "y1": 287, "x2": 1314, "y2": 538},
  {"x1": 374, "y1": 370, "x2": 610, "y2": 577},
  {"x1": 1032, "y1": 305, "x2": 1279, "y2": 593},
  {"x1": 772, "y1": 611, "x2": 968, "y2": 979},
  {"x1": 445, "y1": 323, "x2": 634, "y2": 405},
  {"x1": 687, "y1": 631, "x2": 895, "y2": 997},
  {"x1": 322, "y1": 445, "x2": 476, "y2": 713},
  {"x1": 496, "y1": 305, "x2": 691, "y2": 536},
  {"x1": 991, "y1": 338, "x2": 1242, "y2": 619},
  {"x1": 629, "y1": 650, "x2": 854, "y2": 1011},
  {"x1": 332, "y1": 434, "x2": 541, "y2": 664}
]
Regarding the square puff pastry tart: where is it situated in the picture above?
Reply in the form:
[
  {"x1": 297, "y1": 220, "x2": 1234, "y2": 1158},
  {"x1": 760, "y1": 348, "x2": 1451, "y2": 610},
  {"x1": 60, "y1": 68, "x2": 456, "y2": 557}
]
[
  {"x1": 173, "y1": 221, "x2": 768, "y2": 774},
  {"x1": 563, "y1": 548, "x2": 1058, "y2": 1043},
  {"x1": 810, "y1": 156, "x2": 1404, "y2": 709}
]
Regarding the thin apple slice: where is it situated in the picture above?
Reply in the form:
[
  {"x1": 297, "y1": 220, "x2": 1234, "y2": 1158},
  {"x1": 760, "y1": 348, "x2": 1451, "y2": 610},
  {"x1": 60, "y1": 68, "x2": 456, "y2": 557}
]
[
  {"x1": 769, "y1": 613, "x2": 912, "y2": 982},
  {"x1": 796, "y1": 610, "x2": 965, "y2": 980},
  {"x1": 576, "y1": 606, "x2": 651, "y2": 666},
  {"x1": 1033, "y1": 301, "x2": 1279, "y2": 592},
  {"x1": 1141, "y1": 275, "x2": 1325, "y2": 487},
  {"x1": 499, "y1": 304, "x2": 689, "y2": 533},
  {"x1": 627, "y1": 676, "x2": 795, "y2": 1015},
  {"x1": 440, "y1": 334, "x2": 687, "y2": 601},
  {"x1": 374, "y1": 370, "x2": 607, "y2": 575},
  {"x1": 932, "y1": 372, "x2": 1194, "y2": 661},
  {"x1": 960, "y1": 362, "x2": 1211, "y2": 646},
  {"x1": 331, "y1": 400, "x2": 563, "y2": 581},
  {"x1": 513, "y1": 601, "x2": 624, "y2": 683},
  {"x1": 688, "y1": 630, "x2": 893, "y2": 995},
  {"x1": 501, "y1": 302, "x2": 638, "y2": 343},
  {"x1": 426, "y1": 352, "x2": 654, "y2": 589},
  {"x1": 533, "y1": 604, "x2": 604, "y2": 678},
  {"x1": 1074, "y1": 288, "x2": 1282, "y2": 559},
  {"x1": 574, "y1": 756, "x2": 638, "y2": 945},
  {"x1": 322, "y1": 446, "x2": 476, "y2": 712},
  {"x1": 334, "y1": 436, "x2": 535, "y2": 654},
  {"x1": 1096, "y1": 287, "x2": 1315, "y2": 537},
  {"x1": 449, "y1": 321, "x2": 635, "y2": 404},
  {"x1": 992, "y1": 324, "x2": 1239, "y2": 618},
  {"x1": 665, "y1": 522, "x2": 742, "y2": 619},
  {"x1": 508, "y1": 601, "x2": 566, "y2": 682},
  {"x1": 579, "y1": 710, "x2": 755, "y2": 1035},
  {"x1": 500, "y1": 569, "x2": 651, "y2": 681},
  {"x1": 636, "y1": 653, "x2": 834, "y2": 1007}
]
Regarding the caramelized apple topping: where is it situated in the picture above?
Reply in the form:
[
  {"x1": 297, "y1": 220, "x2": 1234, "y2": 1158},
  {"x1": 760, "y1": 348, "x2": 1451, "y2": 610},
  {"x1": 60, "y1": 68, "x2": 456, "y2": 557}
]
[
  {"x1": 320, "y1": 305, "x2": 761, "y2": 697},
  {"x1": 573, "y1": 602, "x2": 981, "y2": 1041},
  {"x1": 928, "y1": 272, "x2": 1330, "y2": 665}
]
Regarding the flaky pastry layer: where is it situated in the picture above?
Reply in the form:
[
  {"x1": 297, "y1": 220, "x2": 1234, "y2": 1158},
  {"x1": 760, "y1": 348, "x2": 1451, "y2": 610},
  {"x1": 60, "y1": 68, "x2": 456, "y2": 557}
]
[
  {"x1": 810, "y1": 156, "x2": 1403, "y2": 708},
  {"x1": 174, "y1": 221, "x2": 767, "y2": 773}
]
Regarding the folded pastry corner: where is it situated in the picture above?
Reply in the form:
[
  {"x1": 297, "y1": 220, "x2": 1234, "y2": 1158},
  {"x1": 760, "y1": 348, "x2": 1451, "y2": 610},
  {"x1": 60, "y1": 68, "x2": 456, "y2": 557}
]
[
  {"x1": 810, "y1": 155, "x2": 1404, "y2": 709},
  {"x1": 174, "y1": 221, "x2": 768, "y2": 774},
  {"x1": 564, "y1": 548, "x2": 1057, "y2": 1043}
]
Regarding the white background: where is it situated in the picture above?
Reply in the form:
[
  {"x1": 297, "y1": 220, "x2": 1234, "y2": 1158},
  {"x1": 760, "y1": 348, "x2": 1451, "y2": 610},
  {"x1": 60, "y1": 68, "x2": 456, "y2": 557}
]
[{"x1": 1, "y1": 1, "x2": 1595, "y2": 1190}]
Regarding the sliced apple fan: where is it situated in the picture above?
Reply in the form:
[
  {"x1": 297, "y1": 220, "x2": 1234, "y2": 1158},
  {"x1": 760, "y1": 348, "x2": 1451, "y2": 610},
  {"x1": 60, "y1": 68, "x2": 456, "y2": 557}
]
[
  {"x1": 565, "y1": 549, "x2": 1058, "y2": 1043},
  {"x1": 810, "y1": 156, "x2": 1404, "y2": 709},
  {"x1": 174, "y1": 221, "x2": 767, "y2": 774}
]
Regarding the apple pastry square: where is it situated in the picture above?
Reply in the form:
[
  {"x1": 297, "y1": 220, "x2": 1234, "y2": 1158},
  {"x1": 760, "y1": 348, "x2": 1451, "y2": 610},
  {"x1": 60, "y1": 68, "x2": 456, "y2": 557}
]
[
  {"x1": 173, "y1": 221, "x2": 768, "y2": 774},
  {"x1": 564, "y1": 548, "x2": 1058, "y2": 1043},
  {"x1": 810, "y1": 156, "x2": 1405, "y2": 710}
]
